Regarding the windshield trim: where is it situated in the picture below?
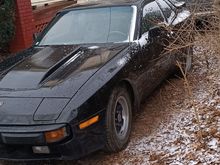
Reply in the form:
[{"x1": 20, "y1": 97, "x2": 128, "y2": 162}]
[{"x1": 128, "y1": 5, "x2": 137, "y2": 42}]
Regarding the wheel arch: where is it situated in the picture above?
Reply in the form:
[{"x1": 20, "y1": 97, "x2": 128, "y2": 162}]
[{"x1": 118, "y1": 80, "x2": 139, "y2": 115}]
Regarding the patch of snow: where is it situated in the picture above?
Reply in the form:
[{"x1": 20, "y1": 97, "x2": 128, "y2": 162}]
[{"x1": 208, "y1": 138, "x2": 218, "y2": 150}]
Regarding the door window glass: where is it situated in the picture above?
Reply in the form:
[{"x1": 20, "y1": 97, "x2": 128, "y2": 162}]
[
  {"x1": 156, "y1": 0, "x2": 175, "y2": 23},
  {"x1": 142, "y1": 1, "x2": 165, "y2": 34}
]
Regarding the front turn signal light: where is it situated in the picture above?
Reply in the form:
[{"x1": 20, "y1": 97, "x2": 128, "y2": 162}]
[
  {"x1": 79, "y1": 115, "x2": 99, "y2": 130},
  {"x1": 45, "y1": 127, "x2": 68, "y2": 143}
]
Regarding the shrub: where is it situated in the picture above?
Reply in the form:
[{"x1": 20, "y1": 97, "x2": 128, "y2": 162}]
[{"x1": 0, "y1": 0, "x2": 15, "y2": 52}]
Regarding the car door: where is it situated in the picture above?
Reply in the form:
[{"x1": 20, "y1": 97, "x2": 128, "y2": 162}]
[
  {"x1": 158, "y1": 0, "x2": 192, "y2": 69},
  {"x1": 155, "y1": 0, "x2": 179, "y2": 70},
  {"x1": 136, "y1": 0, "x2": 171, "y2": 99}
]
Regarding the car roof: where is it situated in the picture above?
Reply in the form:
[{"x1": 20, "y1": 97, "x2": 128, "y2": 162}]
[{"x1": 62, "y1": 0, "x2": 149, "y2": 11}]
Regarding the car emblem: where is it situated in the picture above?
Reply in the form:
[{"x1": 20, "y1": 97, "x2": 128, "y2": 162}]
[{"x1": 0, "y1": 101, "x2": 4, "y2": 107}]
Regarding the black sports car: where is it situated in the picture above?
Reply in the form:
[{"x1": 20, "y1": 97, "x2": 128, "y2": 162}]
[{"x1": 0, "y1": 0, "x2": 191, "y2": 160}]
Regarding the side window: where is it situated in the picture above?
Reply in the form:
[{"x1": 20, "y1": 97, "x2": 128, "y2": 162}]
[
  {"x1": 142, "y1": 1, "x2": 165, "y2": 34},
  {"x1": 156, "y1": 0, "x2": 175, "y2": 23}
]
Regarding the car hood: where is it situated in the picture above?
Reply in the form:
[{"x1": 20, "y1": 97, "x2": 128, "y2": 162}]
[
  {"x1": 0, "y1": 43, "x2": 128, "y2": 98},
  {"x1": 0, "y1": 43, "x2": 128, "y2": 125}
]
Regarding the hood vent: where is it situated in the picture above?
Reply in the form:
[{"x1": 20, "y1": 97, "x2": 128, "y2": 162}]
[{"x1": 40, "y1": 47, "x2": 84, "y2": 84}]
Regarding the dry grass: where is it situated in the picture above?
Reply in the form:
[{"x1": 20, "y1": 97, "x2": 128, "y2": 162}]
[{"x1": 162, "y1": 0, "x2": 220, "y2": 144}]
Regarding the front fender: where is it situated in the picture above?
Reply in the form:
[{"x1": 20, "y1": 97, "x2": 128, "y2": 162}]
[{"x1": 56, "y1": 47, "x2": 132, "y2": 123}]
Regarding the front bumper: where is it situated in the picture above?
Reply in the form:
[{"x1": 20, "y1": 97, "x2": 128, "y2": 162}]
[{"x1": 0, "y1": 119, "x2": 105, "y2": 160}]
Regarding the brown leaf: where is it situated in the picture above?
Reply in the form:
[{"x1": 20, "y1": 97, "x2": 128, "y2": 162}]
[
  {"x1": 212, "y1": 111, "x2": 220, "y2": 117},
  {"x1": 149, "y1": 153, "x2": 165, "y2": 162},
  {"x1": 209, "y1": 127, "x2": 218, "y2": 136},
  {"x1": 186, "y1": 152, "x2": 196, "y2": 160}
]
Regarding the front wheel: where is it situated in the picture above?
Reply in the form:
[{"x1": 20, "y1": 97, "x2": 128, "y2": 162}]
[{"x1": 104, "y1": 86, "x2": 132, "y2": 152}]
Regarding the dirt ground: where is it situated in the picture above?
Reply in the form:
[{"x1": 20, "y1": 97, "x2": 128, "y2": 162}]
[{"x1": 0, "y1": 39, "x2": 219, "y2": 165}]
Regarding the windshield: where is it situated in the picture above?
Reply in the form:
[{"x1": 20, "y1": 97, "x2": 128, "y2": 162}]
[{"x1": 38, "y1": 6, "x2": 136, "y2": 46}]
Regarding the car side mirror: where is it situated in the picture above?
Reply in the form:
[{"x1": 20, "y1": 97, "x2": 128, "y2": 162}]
[{"x1": 149, "y1": 26, "x2": 162, "y2": 39}]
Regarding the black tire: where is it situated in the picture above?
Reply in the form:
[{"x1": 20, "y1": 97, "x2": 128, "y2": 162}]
[{"x1": 104, "y1": 85, "x2": 132, "y2": 153}]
